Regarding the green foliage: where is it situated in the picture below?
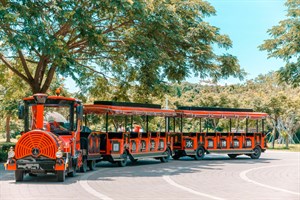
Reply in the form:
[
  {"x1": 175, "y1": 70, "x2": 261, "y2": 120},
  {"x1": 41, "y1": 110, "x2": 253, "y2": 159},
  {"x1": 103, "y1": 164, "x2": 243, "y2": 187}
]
[
  {"x1": 259, "y1": 0, "x2": 300, "y2": 87},
  {"x1": 0, "y1": 150, "x2": 7, "y2": 162},
  {"x1": 1, "y1": 0, "x2": 243, "y2": 96},
  {"x1": 0, "y1": 142, "x2": 15, "y2": 162},
  {"x1": 1, "y1": 143, "x2": 15, "y2": 152},
  {"x1": 165, "y1": 72, "x2": 300, "y2": 137}
]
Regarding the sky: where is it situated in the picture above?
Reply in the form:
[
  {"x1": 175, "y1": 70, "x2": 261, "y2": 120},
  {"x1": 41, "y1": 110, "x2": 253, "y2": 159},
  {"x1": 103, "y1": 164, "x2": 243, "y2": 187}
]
[
  {"x1": 199, "y1": 0, "x2": 286, "y2": 84},
  {"x1": 65, "y1": 0, "x2": 287, "y2": 92}
]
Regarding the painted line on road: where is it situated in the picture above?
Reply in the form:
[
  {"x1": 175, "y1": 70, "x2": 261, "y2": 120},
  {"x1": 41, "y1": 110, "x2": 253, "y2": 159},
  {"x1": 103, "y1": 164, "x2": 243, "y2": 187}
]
[
  {"x1": 79, "y1": 169, "x2": 114, "y2": 200},
  {"x1": 239, "y1": 164, "x2": 300, "y2": 196},
  {"x1": 163, "y1": 175, "x2": 226, "y2": 200}
]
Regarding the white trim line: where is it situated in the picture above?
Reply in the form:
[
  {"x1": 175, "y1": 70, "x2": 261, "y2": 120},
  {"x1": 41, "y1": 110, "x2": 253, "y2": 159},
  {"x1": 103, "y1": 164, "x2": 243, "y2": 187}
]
[
  {"x1": 239, "y1": 164, "x2": 300, "y2": 196},
  {"x1": 163, "y1": 175, "x2": 225, "y2": 200}
]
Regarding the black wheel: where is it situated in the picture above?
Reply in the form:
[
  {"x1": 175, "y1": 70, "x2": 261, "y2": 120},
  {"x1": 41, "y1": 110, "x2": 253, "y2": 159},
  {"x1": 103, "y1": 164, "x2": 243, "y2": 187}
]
[
  {"x1": 228, "y1": 154, "x2": 238, "y2": 159},
  {"x1": 160, "y1": 148, "x2": 171, "y2": 163},
  {"x1": 80, "y1": 158, "x2": 88, "y2": 173},
  {"x1": 117, "y1": 152, "x2": 128, "y2": 167},
  {"x1": 251, "y1": 146, "x2": 261, "y2": 159},
  {"x1": 172, "y1": 154, "x2": 180, "y2": 160},
  {"x1": 88, "y1": 160, "x2": 96, "y2": 170},
  {"x1": 67, "y1": 166, "x2": 77, "y2": 177},
  {"x1": 194, "y1": 146, "x2": 205, "y2": 160},
  {"x1": 128, "y1": 154, "x2": 138, "y2": 164},
  {"x1": 15, "y1": 170, "x2": 24, "y2": 182},
  {"x1": 28, "y1": 173, "x2": 37, "y2": 177},
  {"x1": 57, "y1": 170, "x2": 65, "y2": 182}
]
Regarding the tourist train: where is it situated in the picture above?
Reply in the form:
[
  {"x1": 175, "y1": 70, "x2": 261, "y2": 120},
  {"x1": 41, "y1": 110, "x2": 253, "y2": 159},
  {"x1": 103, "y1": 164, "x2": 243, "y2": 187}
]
[{"x1": 5, "y1": 93, "x2": 268, "y2": 182}]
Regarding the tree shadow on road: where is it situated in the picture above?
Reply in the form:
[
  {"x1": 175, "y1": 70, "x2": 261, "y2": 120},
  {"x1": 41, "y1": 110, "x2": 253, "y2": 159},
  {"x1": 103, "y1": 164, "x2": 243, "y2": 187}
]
[{"x1": 0, "y1": 154, "x2": 280, "y2": 184}]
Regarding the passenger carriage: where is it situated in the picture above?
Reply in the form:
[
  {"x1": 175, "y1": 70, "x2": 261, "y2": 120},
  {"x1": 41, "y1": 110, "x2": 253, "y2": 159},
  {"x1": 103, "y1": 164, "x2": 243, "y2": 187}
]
[
  {"x1": 170, "y1": 107, "x2": 268, "y2": 160},
  {"x1": 83, "y1": 101, "x2": 176, "y2": 166}
]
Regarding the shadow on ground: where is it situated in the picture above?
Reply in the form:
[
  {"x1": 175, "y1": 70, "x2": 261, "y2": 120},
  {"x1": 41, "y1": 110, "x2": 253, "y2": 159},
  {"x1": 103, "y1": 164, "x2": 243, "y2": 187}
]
[{"x1": 0, "y1": 154, "x2": 279, "y2": 184}]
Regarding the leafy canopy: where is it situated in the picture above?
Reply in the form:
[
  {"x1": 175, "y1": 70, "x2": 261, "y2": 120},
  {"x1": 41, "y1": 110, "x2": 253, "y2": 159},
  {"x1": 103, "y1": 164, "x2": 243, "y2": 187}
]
[
  {"x1": 0, "y1": 0, "x2": 243, "y2": 94},
  {"x1": 260, "y1": 0, "x2": 300, "y2": 87}
]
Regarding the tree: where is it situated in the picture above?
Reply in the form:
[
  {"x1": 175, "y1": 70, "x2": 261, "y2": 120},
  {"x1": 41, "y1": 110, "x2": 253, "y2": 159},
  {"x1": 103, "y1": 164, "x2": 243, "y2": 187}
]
[
  {"x1": 1, "y1": 0, "x2": 244, "y2": 95},
  {"x1": 164, "y1": 72, "x2": 300, "y2": 146},
  {"x1": 259, "y1": 0, "x2": 300, "y2": 87},
  {"x1": 0, "y1": 63, "x2": 67, "y2": 142},
  {"x1": 0, "y1": 64, "x2": 31, "y2": 142}
]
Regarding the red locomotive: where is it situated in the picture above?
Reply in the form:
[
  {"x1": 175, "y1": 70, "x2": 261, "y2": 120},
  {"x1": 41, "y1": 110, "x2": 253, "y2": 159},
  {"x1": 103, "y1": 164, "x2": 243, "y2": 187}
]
[{"x1": 5, "y1": 94, "x2": 101, "y2": 182}]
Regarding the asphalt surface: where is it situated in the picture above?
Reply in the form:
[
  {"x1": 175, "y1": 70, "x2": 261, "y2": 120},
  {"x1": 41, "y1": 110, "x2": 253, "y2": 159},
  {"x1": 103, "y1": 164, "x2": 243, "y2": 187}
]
[{"x1": 0, "y1": 151, "x2": 299, "y2": 200}]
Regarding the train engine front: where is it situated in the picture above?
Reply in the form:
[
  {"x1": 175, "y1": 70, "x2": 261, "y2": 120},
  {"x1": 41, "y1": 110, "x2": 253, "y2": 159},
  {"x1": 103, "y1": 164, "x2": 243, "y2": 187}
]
[{"x1": 5, "y1": 93, "x2": 83, "y2": 182}]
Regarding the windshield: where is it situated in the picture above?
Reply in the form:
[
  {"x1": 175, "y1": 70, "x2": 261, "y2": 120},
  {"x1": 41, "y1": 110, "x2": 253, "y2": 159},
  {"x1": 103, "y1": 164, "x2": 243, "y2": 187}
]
[{"x1": 27, "y1": 105, "x2": 72, "y2": 134}]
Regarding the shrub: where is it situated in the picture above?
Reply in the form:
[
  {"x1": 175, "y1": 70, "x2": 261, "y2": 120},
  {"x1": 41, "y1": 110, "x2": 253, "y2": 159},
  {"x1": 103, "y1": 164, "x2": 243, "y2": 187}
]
[
  {"x1": 0, "y1": 150, "x2": 7, "y2": 162},
  {"x1": 1, "y1": 143, "x2": 16, "y2": 152}
]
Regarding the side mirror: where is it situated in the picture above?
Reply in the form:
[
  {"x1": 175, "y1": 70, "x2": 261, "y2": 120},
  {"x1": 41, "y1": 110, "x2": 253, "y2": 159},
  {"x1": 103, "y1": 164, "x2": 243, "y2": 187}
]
[
  {"x1": 18, "y1": 105, "x2": 24, "y2": 119},
  {"x1": 77, "y1": 105, "x2": 83, "y2": 120}
]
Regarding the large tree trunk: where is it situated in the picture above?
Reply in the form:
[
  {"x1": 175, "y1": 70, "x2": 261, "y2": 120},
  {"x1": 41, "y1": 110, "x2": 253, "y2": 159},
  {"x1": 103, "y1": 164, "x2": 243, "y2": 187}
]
[{"x1": 5, "y1": 114, "x2": 11, "y2": 143}]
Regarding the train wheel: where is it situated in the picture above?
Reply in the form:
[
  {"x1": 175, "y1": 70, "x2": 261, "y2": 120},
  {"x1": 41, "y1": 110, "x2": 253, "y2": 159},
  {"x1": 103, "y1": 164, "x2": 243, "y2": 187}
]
[
  {"x1": 57, "y1": 170, "x2": 65, "y2": 182},
  {"x1": 117, "y1": 152, "x2": 128, "y2": 167},
  {"x1": 250, "y1": 146, "x2": 261, "y2": 159},
  {"x1": 68, "y1": 166, "x2": 77, "y2": 177},
  {"x1": 28, "y1": 173, "x2": 37, "y2": 177},
  {"x1": 80, "y1": 158, "x2": 88, "y2": 173},
  {"x1": 88, "y1": 160, "x2": 96, "y2": 170},
  {"x1": 15, "y1": 170, "x2": 24, "y2": 182},
  {"x1": 160, "y1": 148, "x2": 171, "y2": 163},
  {"x1": 129, "y1": 154, "x2": 138, "y2": 164},
  {"x1": 228, "y1": 154, "x2": 238, "y2": 159},
  {"x1": 194, "y1": 146, "x2": 205, "y2": 160},
  {"x1": 172, "y1": 154, "x2": 180, "y2": 160}
]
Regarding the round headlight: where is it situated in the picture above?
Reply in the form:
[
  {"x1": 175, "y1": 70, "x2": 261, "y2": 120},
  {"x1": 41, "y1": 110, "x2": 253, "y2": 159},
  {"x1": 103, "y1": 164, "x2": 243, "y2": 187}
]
[
  {"x1": 56, "y1": 151, "x2": 63, "y2": 158},
  {"x1": 8, "y1": 150, "x2": 15, "y2": 159}
]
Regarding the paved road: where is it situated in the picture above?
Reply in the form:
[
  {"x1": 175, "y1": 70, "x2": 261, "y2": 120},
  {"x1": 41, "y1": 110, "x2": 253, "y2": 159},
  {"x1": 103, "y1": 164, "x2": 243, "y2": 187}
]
[{"x1": 0, "y1": 151, "x2": 299, "y2": 200}]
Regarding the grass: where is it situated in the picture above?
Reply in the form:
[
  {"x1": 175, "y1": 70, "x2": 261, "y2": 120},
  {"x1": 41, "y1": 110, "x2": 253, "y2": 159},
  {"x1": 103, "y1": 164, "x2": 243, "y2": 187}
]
[{"x1": 267, "y1": 143, "x2": 300, "y2": 152}]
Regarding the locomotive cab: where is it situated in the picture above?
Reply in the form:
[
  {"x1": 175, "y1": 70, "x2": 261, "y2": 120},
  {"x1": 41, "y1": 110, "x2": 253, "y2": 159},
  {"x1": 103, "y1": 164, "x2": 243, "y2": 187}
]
[{"x1": 5, "y1": 93, "x2": 84, "y2": 182}]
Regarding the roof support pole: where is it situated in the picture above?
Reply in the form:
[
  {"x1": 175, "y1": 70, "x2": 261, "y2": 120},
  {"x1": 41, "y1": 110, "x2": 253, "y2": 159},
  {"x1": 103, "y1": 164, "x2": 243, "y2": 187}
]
[
  {"x1": 105, "y1": 113, "x2": 108, "y2": 132},
  {"x1": 146, "y1": 115, "x2": 149, "y2": 133},
  {"x1": 173, "y1": 117, "x2": 176, "y2": 132},
  {"x1": 199, "y1": 118, "x2": 202, "y2": 133},
  {"x1": 246, "y1": 118, "x2": 249, "y2": 133},
  {"x1": 180, "y1": 115, "x2": 183, "y2": 132}
]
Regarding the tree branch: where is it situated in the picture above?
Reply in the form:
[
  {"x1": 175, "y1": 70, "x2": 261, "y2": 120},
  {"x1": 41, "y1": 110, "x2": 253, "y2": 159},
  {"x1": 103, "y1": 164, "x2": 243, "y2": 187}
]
[
  {"x1": 0, "y1": 53, "x2": 32, "y2": 86},
  {"x1": 102, "y1": 20, "x2": 133, "y2": 34},
  {"x1": 18, "y1": 50, "x2": 34, "y2": 81},
  {"x1": 41, "y1": 65, "x2": 57, "y2": 93},
  {"x1": 77, "y1": 62, "x2": 115, "y2": 81}
]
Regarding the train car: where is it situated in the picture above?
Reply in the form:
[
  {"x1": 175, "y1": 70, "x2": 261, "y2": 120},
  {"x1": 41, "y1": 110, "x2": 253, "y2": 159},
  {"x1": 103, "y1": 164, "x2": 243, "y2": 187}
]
[
  {"x1": 5, "y1": 93, "x2": 101, "y2": 182},
  {"x1": 171, "y1": 106, "x2": 268, "y2": 160},
  {"x1": 83, "y1": 101, "x2": 176, "y2": 166}
]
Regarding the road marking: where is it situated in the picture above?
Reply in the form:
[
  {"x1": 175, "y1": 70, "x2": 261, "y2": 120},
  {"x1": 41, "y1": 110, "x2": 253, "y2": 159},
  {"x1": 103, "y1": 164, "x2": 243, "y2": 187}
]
[
  {"x1": 239, "y1": 164, "x2": 300, "y2": 196},
  {"x1": 163, "y1": 175, "x2": 226, "y2": 200},
  {"x1": 79, "y1": 169, "x2": 114, "y2": 200}
]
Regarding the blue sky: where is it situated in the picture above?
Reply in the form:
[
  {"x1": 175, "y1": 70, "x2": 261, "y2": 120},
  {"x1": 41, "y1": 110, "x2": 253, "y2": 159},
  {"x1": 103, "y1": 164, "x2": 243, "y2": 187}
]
[
  {"x1": 65, "y1": 0, "x2": 287, "y2": 92},
  {"x1": 198, "y1": 0, "x2": 286, "y2": 84}
]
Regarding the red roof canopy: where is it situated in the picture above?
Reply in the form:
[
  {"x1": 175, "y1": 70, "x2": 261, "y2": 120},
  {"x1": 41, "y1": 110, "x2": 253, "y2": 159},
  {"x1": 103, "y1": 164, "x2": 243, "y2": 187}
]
[
  {"x1": 84, "y1": 104, "x2": 176, "y2": 117},
  {"x1": 176, "y1": 110, "x2": 268, "y2": 119}
]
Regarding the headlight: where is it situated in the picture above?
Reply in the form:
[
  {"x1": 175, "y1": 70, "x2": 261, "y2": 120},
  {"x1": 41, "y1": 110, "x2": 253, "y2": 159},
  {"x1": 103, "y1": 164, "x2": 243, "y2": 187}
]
[
  {"x1": 7, "y1": 149, "x2": 15, "y2": 159},
  {"x1": 56, "y1": 150, "x2": 63, "y2": 158}
]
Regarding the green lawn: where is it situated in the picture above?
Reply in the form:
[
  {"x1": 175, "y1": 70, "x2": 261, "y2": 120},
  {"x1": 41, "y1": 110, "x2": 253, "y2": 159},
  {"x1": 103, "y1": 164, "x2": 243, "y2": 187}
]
[{"x1": 267, "y1": 143, "x2": 300, "y2": 152}]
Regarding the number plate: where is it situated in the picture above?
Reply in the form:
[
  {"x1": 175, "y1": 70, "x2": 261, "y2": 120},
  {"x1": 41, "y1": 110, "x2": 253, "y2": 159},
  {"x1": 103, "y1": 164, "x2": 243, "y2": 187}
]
[{"x1": 26, "y1": 163, "x2": 39, "y2": 169}]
